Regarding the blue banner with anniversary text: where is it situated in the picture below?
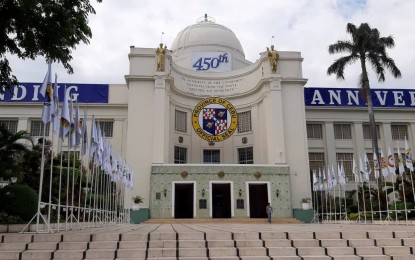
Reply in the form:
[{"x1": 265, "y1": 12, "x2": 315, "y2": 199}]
[
  {"x1": 0, "y1": 83, "x2": 109, "y2": 103},
  {"x1": 305, "y1": 88, "x2": 415, "y2": 108}
]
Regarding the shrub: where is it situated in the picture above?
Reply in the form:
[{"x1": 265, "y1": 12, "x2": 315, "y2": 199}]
[
  {"x1": 0, "y1": 184, "x2": 38, "y2": 221},
  {"x1": 0, "y1": 212, "x2": 23, "y2": 224}
]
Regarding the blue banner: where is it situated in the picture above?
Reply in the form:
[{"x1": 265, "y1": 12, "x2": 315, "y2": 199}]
[
  {"x1": 305, "y1": 88, "x2": 415, "y2": 108},
  {"x1": 0, "y1": 83, "x2": 109, "y2": 103}
]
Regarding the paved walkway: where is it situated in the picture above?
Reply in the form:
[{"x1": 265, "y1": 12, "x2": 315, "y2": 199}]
[{"x1": 26, "y1": 222, "x2": 414, "y2": 235}]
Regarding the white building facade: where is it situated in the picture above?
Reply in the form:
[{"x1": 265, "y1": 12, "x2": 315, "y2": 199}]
[{"x1": 1, "y1": 17, "x2": 413, "y2": 220}]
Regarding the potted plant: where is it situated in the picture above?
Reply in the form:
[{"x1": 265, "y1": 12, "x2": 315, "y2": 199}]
[
  {"x1": 132, "y1": 195, "x2": 143, "y2": 210},
  {"x1": 301, "y1": 198, "x2": 311, "y2": 210}
]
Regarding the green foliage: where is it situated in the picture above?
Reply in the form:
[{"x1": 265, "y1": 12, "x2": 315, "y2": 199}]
[
  {"x1": 0, "y1": 184, "x2": 38, "y2": 221},
  {"x1": 0, "y1": 212, "x2": 23, "y2": 224},
  {"x1": 133, "y1": 195, "x2": 143, "y2": 204},
  {"x1": 349, "y1": 212, "x2": 371, "y2": 220},
  {"x1": 0, "y1": 125, "x2": 33, "y2": 180},
  {"x1": 0, "y1": 0, "x2": 103, "y2": 93}
]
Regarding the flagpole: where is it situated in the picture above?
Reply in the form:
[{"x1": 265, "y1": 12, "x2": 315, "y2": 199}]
[
  {"x1": 57, "y1": 139, "x2": 64, "y2": 231},
  {"x1": 401, "y1": 174, "x2": 408, "y2": 225},
  {"x1": 65, "y1": 135, "x2": 70, "y2": 231}
]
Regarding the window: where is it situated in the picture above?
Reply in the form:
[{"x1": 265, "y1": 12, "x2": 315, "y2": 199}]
[
  {"x1": 309, "y1": 153, "x2": 325, "y2": 172},
  {"x1": 175, "y1": 110, "x2": 187, "y2": 133},
  {"x1": 365, "y1": 153, "x2": 376, "y2": 181},
  {"x1": 30, "y1": 120, "x2": 50, "y2": 137},
  {"x1": 307, "y1": 124, "x2": 323, "y2": 139},
  {"x1": 238, "y1": 147, "x2": 253, "y2": 164},
  {"x1": 203, "y1": 149, "x2": 220, "y2": 164},
  {"x1": 391, "y1": 125, "x2": 408, "y2": 140},
  {"x1": 62, "y1": 151, "x2": 80, "y2": 161},
  {"x1": 336, "y1": 153, "x2": 354, "y2": 181},
  {"x1": 0, "y1": 120, "x2": 18, "y2": 134},
  {"x1": 363, "y1": 124, "x2": 380, "y2": 140},
  {"x1": 334, "y1": 124, "x2": 352, "y2": 139},
  {"x1": 174, "y1": 146, "x2": 187, "y2": 164},
  {"x1": 237, "y1": 111, "x2": 252, "y2": 133},
  {"x1": 98, "y1": 121, "x2": 113, "y2": 137}
]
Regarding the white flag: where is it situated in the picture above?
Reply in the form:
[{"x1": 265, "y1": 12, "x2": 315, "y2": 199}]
[
  {"x1": 380, "y1": 150, "x2": 389, "y2": 178},
  {"x1": 81, "y1": 109, "x2": 88, "y2": 156},
  {"x1": 397, "y1": 146, "x2": 405, "y2": 175},
  {"x1": 59, "y1": 86, "x2": 71, "y2": 140},
  {"x1": 387, "y1": 145, "x2": 396, "y2": 175},
  {"x1": 373, "y1": 150, "x2": 380, "y2": 179},
  {"x1": 51, "y1": 76, "x2": 59, "y2": 132},
  {"x1": 40, "y1": 63, "x2": 53, "y2": 124},
  {"x1": 312, "y1": 170, "x2": 318, "y2": 191},
  {"x1": 364, "y1": 154, "x2": 371, "y2": 181},
  {"x1": 404, "y1": 137, "x2": 414, "y2": 172},
  {"x1": 352, "y1": 157, "x2": 359, "y2": 182}
]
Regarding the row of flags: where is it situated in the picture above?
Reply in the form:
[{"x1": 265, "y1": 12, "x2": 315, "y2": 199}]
[
  {"x1": 39, "y1": 63, "x2": 134, "y2": 189},
  {"x1": 312, "y1": 140, "x2": 414, "y2": 191}
]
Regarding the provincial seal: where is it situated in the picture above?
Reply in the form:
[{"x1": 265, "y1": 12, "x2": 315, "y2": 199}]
[{"x1": 192, "y1": 97, "x2": 238, "y2": 142}]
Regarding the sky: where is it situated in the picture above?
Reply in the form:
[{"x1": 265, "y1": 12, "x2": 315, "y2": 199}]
[{"x1": 8, "y1": 0, "x2": 415, "y2": 89}]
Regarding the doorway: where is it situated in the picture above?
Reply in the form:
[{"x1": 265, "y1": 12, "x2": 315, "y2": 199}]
[
  {"x1": 212, "y1": 183, "x2": 231, "y2": 218},
  {"x1": 248, "y1": 183, "x2": 268, "y2": 218},
  {"x1": 174, "y1": 183, "x2": 194, "y2": 218}
]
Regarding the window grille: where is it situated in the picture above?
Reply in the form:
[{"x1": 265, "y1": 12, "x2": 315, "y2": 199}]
[
  {"x1": 307, "y1": 124, "x2": 323, "y2": 139},
  {"x1": 363, "y1": 124, "x2": 380, "y2": 140},
  {"x1": 336, "y1": 153, "x2": 354, "y2": 181},
  {"x1": 309, "y1": 153, "x2": 325, "y2": 172},
  {"x1": 0, "y1": 120, "x2": 18, "y2": 134},
  {"x1": 30, "y1": 120, "x2": 50, "y2": 136},
  {"x1": 175, "y1": 110, "x2": 187, "y2": 133},
  {"x1": 334, "y1": 124, "x2": 352, "y2": 139},
  {"x1": 237, "y1": 111, "x2": 252, "y2": 133},
  {"x1": 391, "y1": 125, "x2": 408, "y2": 140},
  {"x1": 203, "y1": 149, "x2": 220, "y2": 164},
  {"x1": 174, "y1": 146, "x2": 187, "y2": 164},
  {"x1": 98, "y1": 121, "x2": 113, "y2": 137},
  {"x1": 238, "y1": 147, "x2": 253, "y2": 164}
]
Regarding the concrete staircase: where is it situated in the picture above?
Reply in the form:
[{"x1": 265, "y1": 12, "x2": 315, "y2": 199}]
[{"x1": 1, "y1": 226, "x2": 415, "y2": 260}]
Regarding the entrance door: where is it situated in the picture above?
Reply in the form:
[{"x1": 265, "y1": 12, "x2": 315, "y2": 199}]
[
  {"x1": 212, "y1": 183, "x2": 231, "y2": 218},
  {"x1": 174, "y1": 183, "x2": 194, "y2": 218},
  {"x1": 249, "y1": 183, "x2": 268, "y2": 218}
]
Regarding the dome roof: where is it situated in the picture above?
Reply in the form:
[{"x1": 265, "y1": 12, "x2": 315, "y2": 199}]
[{"x1": 171, "y1": 16, "x2": 245, "y2": 57}]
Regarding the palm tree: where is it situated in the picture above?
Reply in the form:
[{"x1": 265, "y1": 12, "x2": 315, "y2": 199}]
[
  {"x1": 0, "y1": 125, "x2": 34, "y2": 179},
  {"x1": 327, "y1": 23, "x2": 401, "y2": 169}
]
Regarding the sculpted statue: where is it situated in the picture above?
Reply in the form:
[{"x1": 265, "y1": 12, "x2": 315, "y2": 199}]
[
  {"x1": 267, "y1": 45, "x2": 279, "y2": 73},
  {"x1": 156, "y1": 43, "x2": 167, "y2": 72}
]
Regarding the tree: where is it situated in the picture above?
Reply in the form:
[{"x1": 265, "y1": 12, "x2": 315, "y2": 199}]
[
  {"x1": 327, "y1": 23, "x2": 401, "y2": 169},
  {"x1": 0, "y1": 0, "x2": 102, "y2": 94},
  {"x1": 0, "y1": 125, "x2": 33, "y2": 179}
]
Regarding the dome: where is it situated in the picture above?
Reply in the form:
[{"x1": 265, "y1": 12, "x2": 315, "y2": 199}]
[{"x1": 171, "y1": 15, "x2": 245, "y2": 57}]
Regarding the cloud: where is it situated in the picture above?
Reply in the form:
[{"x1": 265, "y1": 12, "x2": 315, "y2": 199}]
[{"x1": 7, "y1": 0, "x2": 415, "y2": 89}]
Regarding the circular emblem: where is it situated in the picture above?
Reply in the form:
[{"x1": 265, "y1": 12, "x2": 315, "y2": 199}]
[{"x1": 192, "y1": 97, "x2": 238, "y2": 142}]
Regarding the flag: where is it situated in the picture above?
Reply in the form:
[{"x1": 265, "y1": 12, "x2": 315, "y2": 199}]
[
  {"x1": 81, "y1": 109, "x2": 88, "y2": 156},
  {"x1": 89, "y1": 116, "x2": 98, "y2": 157},
  {"x1": 339, "y1": 162, "x2": 346, "y2": 185},
  {"x1": 352, "y1": 157, "x2": 359, "y2": 182},
  {"x1": 359, "y1": 156, "x2": 366, "y2": 181},
  {"x1": 373, "y1": 150, "x2": 380, "y2": 179},
  {"x1": 387, "y1": 145, "x2": 396, "y2": 175},
  {"x1": 51, "y1": 76, "x2": 59, "y2": 132},
  {"x1": 364, "y1": 154, "x2": 371, "y2": 181},
  {"x1": 318, "y1": 168, "x2": 323, "y2": 190},
  {"x1": 312, "y1": 170, "x2": 318, "y2": 191},
  {"x1": 74, "y1": 101, "x2": 82, "y2": 147},
  {"x1": 59, "y1": 87, "x2": 71, "y2": 140},
  {"x1": 397, "y1": 145, "x2": 405, "y2": 175},
  {"x1": 40, "y1": 63, "x2": 53, "y2": 124},
  {"x1": 69, "y1": 99, "x2": 76, "y2": 148},
  {"x1": 330, "y1": 164, "x2": 337, "y2": 188},
  {"x1": 380, "y1": 150, "x2": 389, "y2": 178},
  {"x1": 404, "y1": 137, "x2": 414, "y2": 172}
]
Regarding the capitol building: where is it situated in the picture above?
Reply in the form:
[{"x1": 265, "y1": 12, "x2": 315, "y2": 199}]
[{"x1": 1, "y1": 15, "x2": 414, "y2": 221}]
